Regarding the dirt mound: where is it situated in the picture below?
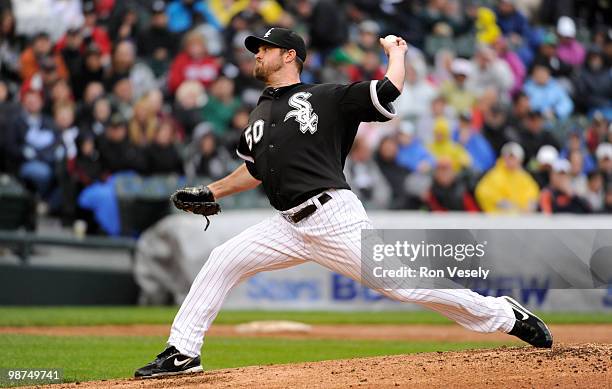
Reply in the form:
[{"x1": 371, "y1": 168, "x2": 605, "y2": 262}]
[{"x1": 33, "y1": 343, "x2": 611, "y2": 389}]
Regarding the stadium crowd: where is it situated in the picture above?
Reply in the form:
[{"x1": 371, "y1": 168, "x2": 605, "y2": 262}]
[{"x1": 0, "y1": 0, "x2": 611, "y2": 234}]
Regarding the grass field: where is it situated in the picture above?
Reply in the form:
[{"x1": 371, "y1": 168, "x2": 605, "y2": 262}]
[
  {"x1": 1, "y1": 307, "x2": 611, "y2": 327},
  {"x1": 1, "y1": 307, "x2": 611, "y2": 387}
]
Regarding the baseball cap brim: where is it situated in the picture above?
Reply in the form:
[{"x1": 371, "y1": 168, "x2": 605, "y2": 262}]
[{"x1": 245, "y1": 35, "x2": 284, "y2": 54}]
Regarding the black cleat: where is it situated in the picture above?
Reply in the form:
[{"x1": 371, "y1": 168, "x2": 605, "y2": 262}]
[
  {"x1": 504, "y1": 296, "x2": 553, "y2": 348},
  {"x1": 134, "y1": 346, "x2": 203, "y2": 378}
]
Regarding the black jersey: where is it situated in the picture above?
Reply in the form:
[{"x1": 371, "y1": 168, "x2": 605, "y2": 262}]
[{"x1": 237, "y1": 79, "x2": 399, "y2": 211}]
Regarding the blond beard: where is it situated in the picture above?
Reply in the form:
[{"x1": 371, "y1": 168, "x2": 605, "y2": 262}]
[{"x1": 253, "y1": 60, "x2": 283, "y2": 82}]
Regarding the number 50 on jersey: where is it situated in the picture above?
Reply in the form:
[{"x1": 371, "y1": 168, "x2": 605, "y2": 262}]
[{"x1": 245, "y1": 120, "x2": 265, "y2": 150}]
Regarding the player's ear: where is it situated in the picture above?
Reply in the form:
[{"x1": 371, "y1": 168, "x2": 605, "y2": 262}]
[{"x1": 284, "y1": 49, "x2": 297, "y2": 64}]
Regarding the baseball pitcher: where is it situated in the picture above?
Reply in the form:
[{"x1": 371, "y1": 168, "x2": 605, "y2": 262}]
[{"x1": 135, "y1": 28, "x2": 552, "y2": 378}]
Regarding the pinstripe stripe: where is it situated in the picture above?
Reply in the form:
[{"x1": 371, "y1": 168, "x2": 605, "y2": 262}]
[{"x1": 168, "y1": 189, "x2": 515, "y2": 357}]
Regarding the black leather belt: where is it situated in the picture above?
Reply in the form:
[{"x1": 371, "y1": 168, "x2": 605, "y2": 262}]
[{"x1": 286, "y1": 193, "x2": 332, "y2": 223}]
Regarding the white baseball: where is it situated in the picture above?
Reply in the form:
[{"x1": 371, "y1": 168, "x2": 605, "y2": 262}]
[{"x1": 384, "y1": 35, "x2": 398, "y2": 44}]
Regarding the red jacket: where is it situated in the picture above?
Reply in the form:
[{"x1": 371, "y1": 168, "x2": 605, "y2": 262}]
[
  {"x1": 426, "y1": 191, "x2": 480, "y2": 212},
  {"x1": 167, "y1": 53, "x2": 221, "y2": 93}
]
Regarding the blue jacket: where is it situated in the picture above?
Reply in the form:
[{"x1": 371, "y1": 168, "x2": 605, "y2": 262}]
[
  {"x1": 166, "y1": 1, "x2": 220, "y2": 33},
  {"x1": 495, "y1": 9, "x2": 530, "y2": 38},
  {"x1": 396, "y1": 140, "x2": 435, "y2": 172},
  {"x1": 560, "y1": 147, "x2": 596, "y2": 174},
  {"x1": 452, "y1": 130, "x2": 496, "y2": 172},
  {"x1": 523, "y1": 78, "x2": 574, "y2": 120}
]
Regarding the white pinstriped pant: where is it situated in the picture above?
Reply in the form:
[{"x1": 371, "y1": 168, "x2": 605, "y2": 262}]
[{"x1": 168, "y1": 189, "x2": 516, "y2": 357}]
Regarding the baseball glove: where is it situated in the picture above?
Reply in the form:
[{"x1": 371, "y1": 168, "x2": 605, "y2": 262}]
[{"x1": 171, "y1": 185, "x2": 220, "y2": 230}]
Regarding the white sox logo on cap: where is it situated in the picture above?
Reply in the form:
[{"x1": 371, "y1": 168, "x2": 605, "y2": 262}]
[
  {"x1": 264, "y1": 28, "x2": 274, "y2": 38},
  {"x1": 284, "y1": 92, "x2": 318, "y2": 134}
]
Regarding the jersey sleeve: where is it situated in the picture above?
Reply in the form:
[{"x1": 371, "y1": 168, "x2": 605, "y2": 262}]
[
  {"x1": 236, "y1": 130, "x2": 260, "y2": 180},
  {"x1": 336, "y1": 78, "x2": 401, "y2": 123}
]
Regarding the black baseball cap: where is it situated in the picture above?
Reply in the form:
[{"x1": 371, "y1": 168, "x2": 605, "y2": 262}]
[{"x1": 245, "y1": 28, "x2": 307, "y2": 61}]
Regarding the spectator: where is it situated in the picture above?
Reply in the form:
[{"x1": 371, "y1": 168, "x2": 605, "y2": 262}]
[
  {"x1": 427, "y1": 117, "x2": 471, "y2": 172},
  {"x1": 0, "y1": 9, "x2": 24, "y2": 83},
  {"x1": 468, "y1": 45, "x2": 515, "y2": 100},
  {"x1": 174, "y1": 80, "x2": 207, "y2": 138},
  {"x1": 395, "y1": 56, "x2": 437, "y2": 121},
  {"x1": 166, "y1": 0, "x2": 219, "y2": 34},
  {"x1": 6, "y1": 81, "x2": 64, "y2": 198},
  {"x1": 574, "y1": 47, "x2": 612, "y2": 118},
  {"x1": 426, "y1": 157, "x2": 480, "y2": 212},
  {"x1": 506, "y1": 91, "x2": 531, "y2": 130},
  {"x1": 88, "y1": 96, "x2": 112, "y2": 136},
  {"x1": 106, "y1": 40, "x2": 156, "y2": 101},
  {"x1": 223, "y1": 105, "x2": 251, "y2": 156},
  {"x1": 539, "y1": 159, "x2": 591, "y2": 214},
  {"x1": 145, "y1": 120, "x2": 184, "y2": 175},
  {"x1": 568, "y1": 149, "x2": 588, "y2": 196},
  {"x1": 530, "y1": 144, "x2": 558, "y2": 188},
  {"x1": 47, "y1": 78, "x2": 73, "y2": 114},
  {"x1": 185, "y1": 122, "x2": 233, "y2": 180},
  {"x1": 76, "y1": 81, "x2": 105, "y2": 128},
  {"x1": 0, "y1": 81, "x2": 18, "y2": 170},
  {"x1": 417, "y1": 94, "x2": 456, "y2": 144},
  {"x1": 344, "y1": 136, "x2": 391, "y2": 209},
  {"x1": 523, "y1": 64, "x2": 573, "y2": 120},
  {"x1": 375, "y1": 136, "x2": 410, "y2": 209},
  {"x1": 65, "y1": 130, "x2": 102, "y2": 233},
  {"x1": 72, "y1": 2, "x2": 112, "y2": 58},
  {"x1": 595, "y1": 143, "x2": 612, "y2": 188},
  {"x1": 453, "y1": 112, "x2": 495, "y2": 173},
  {"x1": 475, "y1": 6, "x2": 501, "y2": 45},
  {"x1": 97, "y1": 113, "x2": 146, "y2": 175},
  {"x1": 168, "y1": 30, "x2": 221, "y2": 94},
  {"x1": 559, "y1": 130, "x2": 596, "y2": 174},
  {"x1": 54, "y1": 103, "x2": 79, "y2": 161},
  {"x1": 19, "y1": 32, "x2": 68, "y2": 81},
  {"x1": 346, "y1": 49, "x2": 385, "y2": 83},
  {"x1": 129, "y1": 96, "x2": 159, "y2": 146},
  {"x1": 201, "y1": 76, "x2": 241, "y2": 136},
  {"x1": 431, "y1": 48, "x2": 454, "y2": 85},
  {"x1": 37, "y1": 56, "x2": 65, "y2": 98},
  {"x1": 494, "y1": 0, "x2": 535, "y2": 65},
  {"x1": 556, "y1": 16, "x2": 586, "y2": 68},
  {"x1": 440, "y1": 58, "x2": 476, "y2": 114},
  {"x1": 57, "y1": 25, "x2": 86, "y2": 82},
  {"x1": 137, "y1": 1, "x2": 177, "y2": 77},
  {"x1": 475, "y1": 142, "x2": 539, "y2": 213},
  {"x1": 343, "y1": 20, "x2": 382, "y2": 65},
  {"x1": 396, "y1": 121, "x2": 435, "y2": 173},
  {"x1": 584, "y1": 171, "x2": 605, "y2": 212},
  {"x1": 532, "y1": 33, "x2": 573, "y2": 87},
  {"x1": 519, "y1": 110, "x2": 561, "y2": 164},
  {"x1": 495, "y1": 0, "x2": 531, "y2": 39},
  {"x1": 109, "y1": 5, "x2": 140, "y2": 43},
  {"x1": 307, "y1": 0, "x2": 348, "y2": 53},
  {"x1": 492, "y1": 36, "x2": 526, "y2": 96},
  {"x1": 480, "y1": 105, "x2": 516, "y2": 157},
  {"x1": 110, "y1": 76, "x2": 134, "y2": 121},
  {"x1": 419, "y1": 0, "x2": 473, "y2": 39},
  {"x1": 71, "y1": 44, "x2": 105, "y2": 99},
  {"x1": 584, "y1": 112, "x2": 610, "y2": 154},
  {"x1": 68, "y1": 131, "x2": 102, "y2": 188}
]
